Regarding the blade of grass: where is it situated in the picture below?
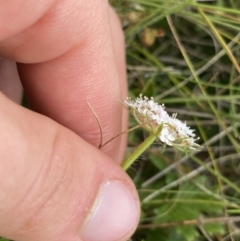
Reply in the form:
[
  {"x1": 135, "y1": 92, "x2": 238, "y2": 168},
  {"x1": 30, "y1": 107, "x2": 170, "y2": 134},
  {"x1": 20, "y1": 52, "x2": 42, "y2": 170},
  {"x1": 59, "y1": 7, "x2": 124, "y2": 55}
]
[{"x1": 195, "y1": 5, "x2": 240, "y2": 73}]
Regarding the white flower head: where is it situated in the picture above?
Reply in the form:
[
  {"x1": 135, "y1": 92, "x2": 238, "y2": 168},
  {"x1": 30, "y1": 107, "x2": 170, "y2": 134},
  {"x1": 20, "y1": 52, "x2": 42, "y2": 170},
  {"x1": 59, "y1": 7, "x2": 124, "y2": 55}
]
[{"x1": 125, "y1": 94, "x2": 199, "y2": 151}]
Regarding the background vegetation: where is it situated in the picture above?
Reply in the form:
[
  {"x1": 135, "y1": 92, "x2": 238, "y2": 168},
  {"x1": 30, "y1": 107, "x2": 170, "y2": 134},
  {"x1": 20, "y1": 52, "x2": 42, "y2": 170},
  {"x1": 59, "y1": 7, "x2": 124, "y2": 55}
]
[
  {"x1": 111, "y1": 0, "x2": 240, "y2": 240},
  {"x1": 1, "y1": 0, "x2": 240, "y2": 241}
]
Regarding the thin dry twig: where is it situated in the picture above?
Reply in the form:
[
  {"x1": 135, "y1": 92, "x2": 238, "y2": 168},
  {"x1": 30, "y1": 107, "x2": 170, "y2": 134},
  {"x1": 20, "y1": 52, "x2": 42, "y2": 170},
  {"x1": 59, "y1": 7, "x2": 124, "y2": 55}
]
[
  {"x1": 138, "y1": 216, "x2": 240, "y2": 229},
  {"x1": 87, "y1": 101, "x2": 103, "y2": 149}
]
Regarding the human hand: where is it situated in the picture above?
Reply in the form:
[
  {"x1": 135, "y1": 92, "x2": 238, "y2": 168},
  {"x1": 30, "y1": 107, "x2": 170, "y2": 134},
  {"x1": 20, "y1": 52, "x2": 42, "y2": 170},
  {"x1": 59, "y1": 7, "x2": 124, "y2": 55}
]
[{"x1": 0, "y1": 1, "x2": 140, "y2": 241}]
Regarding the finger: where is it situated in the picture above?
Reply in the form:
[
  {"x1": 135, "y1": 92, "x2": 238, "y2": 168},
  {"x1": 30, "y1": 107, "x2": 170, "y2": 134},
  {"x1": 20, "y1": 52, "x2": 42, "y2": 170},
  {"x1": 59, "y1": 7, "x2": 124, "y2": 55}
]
[
  {"x1": 0, "y1": 93, "x2": 139, "y2": 241},
  {"x1": 0, "y1": 0, "x2": 57, "y2": 41},
  {"x1": 0, "y1": 57, "x2": 22, "y2": 103},
  {"x1": 0, "y1": 0, "x2": 126, "y2": 161},
  {"x1": 109, "y1": 7, "x2": 128, "y2": 162}
]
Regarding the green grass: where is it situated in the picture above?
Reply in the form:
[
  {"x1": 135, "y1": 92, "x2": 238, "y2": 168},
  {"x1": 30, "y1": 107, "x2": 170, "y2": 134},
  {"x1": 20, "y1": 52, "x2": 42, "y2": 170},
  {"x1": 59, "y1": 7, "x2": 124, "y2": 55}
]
[{"x1": 111, "y1": 0, "x2": 240, "y2": 240}]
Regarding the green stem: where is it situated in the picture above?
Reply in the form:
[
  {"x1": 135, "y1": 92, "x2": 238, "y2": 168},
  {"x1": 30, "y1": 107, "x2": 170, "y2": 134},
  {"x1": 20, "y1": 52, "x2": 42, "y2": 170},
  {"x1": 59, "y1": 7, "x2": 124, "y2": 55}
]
[{"x1": 121, "y1": 125, "x2": 163, "y2": 171}]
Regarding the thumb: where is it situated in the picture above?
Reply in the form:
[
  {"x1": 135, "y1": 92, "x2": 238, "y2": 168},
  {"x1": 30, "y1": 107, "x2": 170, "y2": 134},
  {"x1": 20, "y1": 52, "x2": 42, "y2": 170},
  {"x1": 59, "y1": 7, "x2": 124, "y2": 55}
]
[{"x1": 0, "y1": 94, "x2": 140, "y2": 241}]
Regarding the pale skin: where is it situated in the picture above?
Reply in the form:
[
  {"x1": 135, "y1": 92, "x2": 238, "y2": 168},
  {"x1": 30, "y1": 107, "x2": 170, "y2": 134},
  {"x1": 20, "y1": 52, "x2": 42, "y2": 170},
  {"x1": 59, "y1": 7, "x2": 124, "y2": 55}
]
[{"x1": 0, "y1": 1, "x2": 140, "y2": 241}]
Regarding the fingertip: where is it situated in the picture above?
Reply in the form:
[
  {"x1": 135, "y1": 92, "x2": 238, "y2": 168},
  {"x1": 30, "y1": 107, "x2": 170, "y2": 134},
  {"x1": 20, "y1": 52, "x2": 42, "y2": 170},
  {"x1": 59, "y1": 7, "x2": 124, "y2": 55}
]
[{"x1": 81, "y1": 180, "x2": 140, "y2": 241}]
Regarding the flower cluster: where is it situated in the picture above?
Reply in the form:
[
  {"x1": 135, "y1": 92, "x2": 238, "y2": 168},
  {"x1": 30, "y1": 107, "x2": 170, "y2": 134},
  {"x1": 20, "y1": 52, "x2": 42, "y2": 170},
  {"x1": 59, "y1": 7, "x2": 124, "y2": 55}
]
[{"x1": 125, "y1": 95, "x2": 199, "y2": 150}]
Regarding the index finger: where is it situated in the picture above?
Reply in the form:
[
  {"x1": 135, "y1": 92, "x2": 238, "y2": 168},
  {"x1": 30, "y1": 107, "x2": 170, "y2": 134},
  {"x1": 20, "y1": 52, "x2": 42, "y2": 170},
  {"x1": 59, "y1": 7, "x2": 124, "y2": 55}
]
[{"x1": 0, "y1": 0, "x2": 127, "y2": 162}]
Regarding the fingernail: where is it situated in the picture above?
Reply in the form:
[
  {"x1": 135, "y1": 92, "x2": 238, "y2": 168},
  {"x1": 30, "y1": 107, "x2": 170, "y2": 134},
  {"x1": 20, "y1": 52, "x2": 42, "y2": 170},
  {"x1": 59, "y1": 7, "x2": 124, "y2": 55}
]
[{"x1": 81, "y1": 180, "x2": 139, "y2": 241}]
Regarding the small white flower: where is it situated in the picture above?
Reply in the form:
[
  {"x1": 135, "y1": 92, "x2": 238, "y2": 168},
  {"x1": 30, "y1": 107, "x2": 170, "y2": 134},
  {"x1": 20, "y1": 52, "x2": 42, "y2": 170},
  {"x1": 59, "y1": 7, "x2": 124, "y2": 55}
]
[{"x1": 125, "y1": 94, "x2": 199, "y2": 151}]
